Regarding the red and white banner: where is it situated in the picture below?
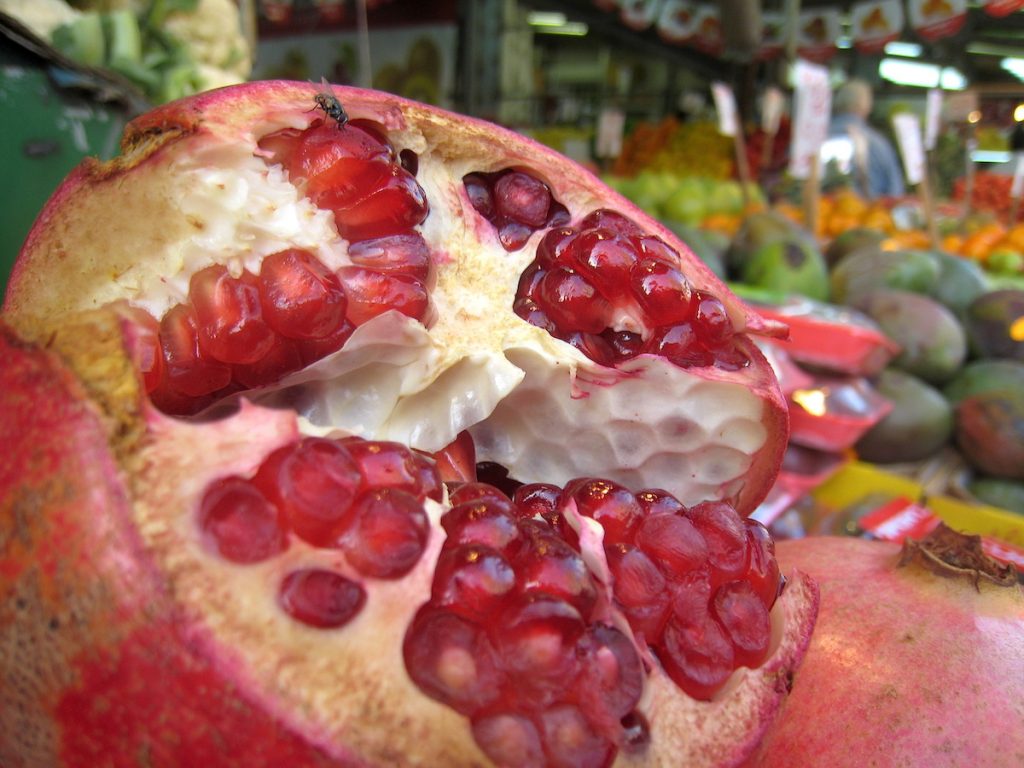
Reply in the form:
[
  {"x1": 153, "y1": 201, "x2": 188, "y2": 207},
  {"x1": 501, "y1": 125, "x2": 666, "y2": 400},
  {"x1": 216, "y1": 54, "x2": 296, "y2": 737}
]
[
  {"x1": 983, "y1": 0, "x2": 1024, "y2": 16},
  {"x1": 907, "y1": 0, "x2": 967, "y2": 41},
  {"x1": 796, "y1": 8, "x2": 841, "y2": 62},
  {"x1": 657, "y1": 0, "x2": 697, "y2": 43},
  {"x1": 850, "y1": 0, "x2": 903, "y2": 53},
  {"x1": 789, "y1": 59, "x2": 832, "y2": 179},
  {"x1": 689, "y1": 4, "x2": 724, "y2": 56}
]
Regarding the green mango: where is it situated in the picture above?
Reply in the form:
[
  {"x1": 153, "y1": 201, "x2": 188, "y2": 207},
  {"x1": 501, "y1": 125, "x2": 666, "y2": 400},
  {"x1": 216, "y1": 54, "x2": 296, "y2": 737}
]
[
  {"x1": 830, "y1": 248, "x2": 941, "y2": 306},
  {"x1": 943, "y1": 360, "x2": 1024, "y2": 404},
  {"x1": 740, "y1": 238, "x2": 830, "y2": 302},
  {"x1": 855, "y1": 369, "x2": 953, "y2": 464}
]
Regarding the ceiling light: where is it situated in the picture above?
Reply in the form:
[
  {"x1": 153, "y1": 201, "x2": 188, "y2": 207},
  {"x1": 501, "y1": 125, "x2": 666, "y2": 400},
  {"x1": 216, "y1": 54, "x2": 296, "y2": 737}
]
[
  {"x1": 533, "y1": 21, "x2": 588, "y2": 35},
  {"x1": 1002, "y1": 57, "x2": 1024, "y2": 81},
  {"x1": 879, "y1": 59, "x2": 966, "y2": 89},
  {"x1": 527, "y1": 11, "x2": 567, "y2": 26},
  {"x1": 1014, "y1": 103, "x2": 1024, "y2": 121},
  {"x1": 884, "y1": 41, "x2": 923, "y2": 58}
]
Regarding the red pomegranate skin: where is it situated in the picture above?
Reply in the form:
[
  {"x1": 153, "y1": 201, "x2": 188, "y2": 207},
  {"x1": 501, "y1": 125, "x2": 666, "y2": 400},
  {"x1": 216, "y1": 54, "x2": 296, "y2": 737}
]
[
  {"x1": 0, "y1": 325, "x2": 341, "y2": 768},
  {"x1": 752, "y1": 536, "x2": 1024, "y2": 768}
]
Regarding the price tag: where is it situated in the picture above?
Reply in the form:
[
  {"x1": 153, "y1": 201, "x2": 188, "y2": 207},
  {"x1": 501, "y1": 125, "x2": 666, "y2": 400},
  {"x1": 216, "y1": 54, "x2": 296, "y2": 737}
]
[
  {"x1": 595, "y1": 108, "x2": 626, "y2": 159},
  {"x1": 892, "y1": 112, "x2": 926, "y2": 185},
  {"x1": 788, "y1": 59, "x2": 831, "y2": 179},
  {"x1": 1012, "y1": 154, "x2": 1024, "y2": 199},
  {"x1": 925, "y1": 89, "x2": 943, "y2": 150},
  {"x1": 761, "y1": 86, "x2": 784, "y2": 134},
  {"x1": 711, "y1": 82, "x2": 740, "y2": 137}
]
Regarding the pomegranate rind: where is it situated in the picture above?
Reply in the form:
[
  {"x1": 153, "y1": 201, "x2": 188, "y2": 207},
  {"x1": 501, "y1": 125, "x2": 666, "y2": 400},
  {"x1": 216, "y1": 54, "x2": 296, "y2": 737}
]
[{"x1": 753, "y1": 536, "x2": 1024, "y2": 768}]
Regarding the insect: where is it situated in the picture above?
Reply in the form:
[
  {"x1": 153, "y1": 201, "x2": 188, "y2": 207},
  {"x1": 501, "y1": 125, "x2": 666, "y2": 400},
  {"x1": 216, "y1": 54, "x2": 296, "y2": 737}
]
[{"x1": 313, "y1": 78, "x2": 348, "y2": 128}]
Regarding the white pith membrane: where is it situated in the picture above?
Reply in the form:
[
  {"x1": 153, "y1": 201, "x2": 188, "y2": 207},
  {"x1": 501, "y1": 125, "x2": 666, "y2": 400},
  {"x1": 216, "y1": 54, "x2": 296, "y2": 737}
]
[{"x1": 5, "y1": 85, "x2": 812, "y2": 766}]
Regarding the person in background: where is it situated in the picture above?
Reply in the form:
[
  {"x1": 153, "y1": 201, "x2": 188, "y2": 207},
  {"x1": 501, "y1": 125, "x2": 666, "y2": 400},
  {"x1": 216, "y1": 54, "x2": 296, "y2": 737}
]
[{"x1": 828, "y1": 79, "x2": 906, "y2": 199}]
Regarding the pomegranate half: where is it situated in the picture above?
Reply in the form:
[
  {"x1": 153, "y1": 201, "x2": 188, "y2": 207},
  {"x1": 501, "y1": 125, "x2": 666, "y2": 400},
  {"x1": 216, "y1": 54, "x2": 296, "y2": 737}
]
[
  {"x1": 753, "y1": 532, "x2": 1024, "y2": 768},
  {"x1": 1, "y1": 82, "x2": 815, "y2": 767}
]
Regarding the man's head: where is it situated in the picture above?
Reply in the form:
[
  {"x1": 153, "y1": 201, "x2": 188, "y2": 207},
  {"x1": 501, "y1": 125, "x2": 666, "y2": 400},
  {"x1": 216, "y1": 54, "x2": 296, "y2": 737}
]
[{"x1": 834, "y1": 79, "x2": 873, "y2": 119}]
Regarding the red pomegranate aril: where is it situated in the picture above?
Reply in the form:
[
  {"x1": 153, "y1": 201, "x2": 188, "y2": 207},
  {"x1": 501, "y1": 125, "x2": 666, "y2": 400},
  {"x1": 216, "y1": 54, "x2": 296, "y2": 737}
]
[
  {"x1": 635, "y1": 513, "x2": 708, "y2": 578},
  {"x1": 339, "y1": 488, "x2": 429, "y2": 578},
  {"x1": 515, "y1": 530, "x2": 598, "y2": 615},
  {"x1": 565, "y1": 478, "x2": 643, "y2": 544},
  {"x1": 636, "y1": 488, "x2": 687, "y2": 516},
  {"x1": 712, "y1": 580, "x2": 771, "y2": 668},
  {"x1": 687, "y1": 501, "x2": 749, "y2": 584},
  {"x1": 713, "y1": 341, "x2": 751, "y2": 372},
  {"x1": 404, "y1": 609, "x2": 504, "y2": 715},
  {"x1": 339, "y1": 438, "x2": 430, "y2": 497},
  {"x1": 512, "y1": 483, "x2": 563, "y2": 525},
  {"x1": 574, "y1": 624, "x2": 645, "y2": 721},
  {"x1": 189, "y1": 265, "x2": 276, "y2": 365},
  {"x1": 258, "y1": 249, "x2": 347, "y2": 339},
  {"x1": 122, "y1": 306, "x2": 163, "y2": 393},
  {"x1": 158, "y1": 303, "x2": 233, "y2": 397},
  {"x1": 463, "y1": 173, "x2": 494, "y2": 219},
  {"x1": 256, "y1": 126, "x2": 302, "y2": 167},
  {"x1": 253, "y1": 438, "x2": 361, "y2": 547},
  {"x1": 471, "y1": 713, "x2": 544, "y2": 768},
  {"x1": 605, "y1": 544, "x2": 670, "y2": 640},
  {"x1": 288, "y1": 122, "x2": 393, "y2": 182},
  {"x1": 295, "y1": 319, "x2": 354, "y2": 364},
  {"x1": 494, "y1": 171, "x2": 551, "y2": 227},
  {"x1": 448, "y1": 481, "x2": 512, "y2": 507},
  {"x1": 535, "y1": 267, "x2": 610, "y2": 335},
  {"x1": 579, "y1": 209, "x2": 643, "y2": 238},
  {"x1": 498, "y1": 219, "x2": 535, "y2": 251},
  {"x1": 338, "y1": 266, "x2": 430, "y2": 326},
  {"x1": 232, "y1": 335, "x2": 303, "y2": 389},
  {"x1": 320, "y1": 165, "x2": 429, "y2": 241},
  {"x1": 539, "y1": 703, "x2": 613, "y2": 768},
  {"x1": 546, "y1": 201, "x2": 571, "y2": 227},
  {"x1": 576, "y1": 235, "x2": 640, "y2": 300},
  {"x1": 692, "y1": 292, "x2": 734, "y2": 345},
  {"x1": 630, "y1": 258, "x2": 695, "y2": 326},
  {"x1": 600, "y1": 329, "x2": 643, "y2": 362},
  {"x1": 565, "y1": 332, "x2": 615, "y2": 368},
  {"x1": 648, "y1": 323, "x2": 713, "y2": 368},
  {"x1": 494, "y1": 597, "x2": 584, "y2": 692},
  {"x1": 744, "y1": 518, "x2": 782, "y2": 609},
  {"x1": 513, "y1": 297, "x2": 555, "y2": 334},
  {"x1": 278, "y1": 568, "x2": 366, "y2": 629},
  {"x1": 198, "y1": 476, "x2": 287, "y2": 564},
  {"x1": 535, "y1": 227, "x2": 578, "y2": 270},
  {"x1": 347, "y1": 233, "x2": 431, "y2": 282},
  {"x1": 441, "y1": 497, "x2": 521, "y2": 552},
  {"x1": 432, "y1": 544, "x2": 516, "y2": 618},
  {"x1": 410, "y1": 450, "x2": 444, "y2": 502},
  {"x1": 659, "y1": 608, "x2": 735, "y2": 701},
  {"x1": 635, "y1": 235, "x2": 680, "y2": 267}
]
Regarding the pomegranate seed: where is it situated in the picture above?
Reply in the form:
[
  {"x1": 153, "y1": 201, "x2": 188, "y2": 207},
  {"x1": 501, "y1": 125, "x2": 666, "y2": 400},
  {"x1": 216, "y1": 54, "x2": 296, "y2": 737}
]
[
  {"x1": 189, "y1": 265, "x2": 275, "y2": 365},
  {"x1": 713, "y1": 341, "x2": 751, "y2": 372},
  {"x1": 630, "y1": 258, "x2": 694, "y2": 326},
  {"x1": 516, "y1": 262, "x2": 546, "y2": 298},
  {"x1": 579, "y1": 209, "x2": 643, "y2": 238},
  {"x1": 494, "y1": 171, "x2": 551, "y2": 227},
  {"x1": 347, "y1": 233, "x2": 431, "y2": 282},
  {"x1": 647, "y1": 323, "x2": 713, "y2": 368},
  {"x1": 232, "y1": 335, "x2": 303, "y2": 389},
  {"x1": 410, "y1": 450, "x2": 444, "y2": 502},
  {"x1": 635, "y1": 513, "x2": 708, "y2": 578},
  {"x1": 636, "y1": 488, "x2": 687, "y2": 516},
  {"x1": 278, "y1": 568, "x2": 366, "y2": 629},
  {"x1": 339, "y1": 488, "x2": 429, "y2": 578},
  {"x1": 659, "y1": 607, "x2": 735, "y2": 701},
  {"x1": 399, "y1": 148, "x2": 418, "y2": 176},
  {"x1": 122, "y1": 306, "x2": 163, "y2": 393},
  {"x1": 498, "y1": 219, "x2": 535, "y2": 251},
  {"x1": 431, "y1": 430, "x2": 477, "y2": 485},
  {"x1": 319, "y1": 164, "x2": 429, "y2": 241},
  {"x1": 403, "y1": 608, "x2": 503, "y2": 714},
  {"x1": 198, "y1": 476, "x2": 287, "y2": 563},
  {"x1": 539, "y1": 704, "x2": 613, "y2": 768},
  {"x1": 605, "y1": 543, "x2": 670, "y2": 641},
  {"x1": 546, "y1": 201, "x2": 571, "y2": 227},
  {"x1": 158, "y1": 304, "x2": 232, "y2": 397},
  {"x1": 692, "y1": 292, "x2": 734, "y2": 345},
  {"x1": 687, "y1": 501, "x2": 748, "y2": 584},
  {"x1": 575, "y1": 233, "x2": 640, "y2": 300},
  {"x1": 464, "y1": 173, "x2": 494, "y2": 219},
  {"x1": 712, "y1": 580, "x2": 771, "y2": 668},
  {"x1": 471, "y1": 713, "x2": 544, "y2": 768},
  {"x1": 339, "y1": 438, "x2": 431, "y2": 497},
  {"x1": 744, "y1": 518, "x2": 782, "y2": 609},
  {"x1": 535, "y1": 267, "x2": 610, "y2": 335},
  {"x1": 565, "y1": 332, "x2": 616, "y2": 367},
  {"x1": 295, "y1": 319, "x2": 355, "y2": 364},
  {"x1": 289, "y1": 122, "x2": 393, "y2": 182},
  {"x1": 574, "y1": 624, "x2": 644, "y2": 721},
  {"x1": 253, "y1": 438, "x2": 361, "y2": 547},
  {"x1": 513, "y1": 297, "x2": 555, "y2": 333},
  {"x1": 432, "y1": 544, "x2": 516, "y2": 618},
  {"x1": 635, "y1": 235, "x2": 680, "y2": 266},
  {"x1": 337, "y1": 266, "x2": 430, "y2": 326},
  {"x1": 600, "y1": 329, "x2": 643, "y2": 362},
  {"x1": 448, "y1": 481, "x2": 512, "y2": 507},
  {"x1": 514, "y1": 528, "x2": 597, "y2": 615},
  {"x1": 441, "y1": 497, "x2": 521, "y2": 552},
  {"x1": 565, "y1": 478, "x2": 642, "y2": 544},
  {"x1": 257, "y1": 249, "x2": 347, "y2": 340},
  {"x1": 256, "y1": 126, "x2": 303, "y2": 167},
  {"x1": 512, "y1": 483, "x2": 563, "y2": 526},
  {"x1": 535, "y1": 227, "x2": 578, "y2": 270}
]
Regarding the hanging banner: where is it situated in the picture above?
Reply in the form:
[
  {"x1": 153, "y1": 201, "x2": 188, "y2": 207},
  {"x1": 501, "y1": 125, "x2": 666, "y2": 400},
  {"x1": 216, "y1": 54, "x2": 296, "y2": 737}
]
[
  {"x1": 796, "y1": 8, "x2": 841, "y2": 62},
  {"x1": 657, "y1": 0, "x2": 698, "y2": 43},
  {"x1": 983, "y1": 0, "x2": 1024, "y2": 16},
  {"x1": 893, "y1": 113, "x2": 926, "y2": 185},
  {"x1": 757, "y1": 10, "x2": 787, "y2": 60},
  {"x1": 850, "y1": 0, "x2": 904, "y2": 53},
  {"x1": 907, "y1": 0, "x2": 967, "y2": 41},
  {"x1": 621, "y1": 0, "x2": 663, "y2": 29},
  {"x1": 690, "y1": 4, "x2": 724, "y2": 55},
  {"x1": 789, "y1": 59, "x2": 832, "y2": 180}
]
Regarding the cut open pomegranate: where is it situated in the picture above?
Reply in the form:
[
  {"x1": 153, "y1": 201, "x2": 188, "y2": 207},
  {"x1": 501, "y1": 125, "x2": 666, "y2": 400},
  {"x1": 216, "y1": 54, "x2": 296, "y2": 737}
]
[{"x1": 1, "y1": 82, "x2": 815, "y2": 768}]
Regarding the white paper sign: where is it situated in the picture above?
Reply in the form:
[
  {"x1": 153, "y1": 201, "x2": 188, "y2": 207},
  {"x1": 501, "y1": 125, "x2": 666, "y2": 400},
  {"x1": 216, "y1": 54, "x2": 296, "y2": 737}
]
[
  {"x1": 1011, "y1": 154, "x2": 1024, "y2": 198},
  {"x1": 788, "y1": 59, "x2": 832, "y2": 179},
  {"x1": 711, "y1": 82, "x2": 740, "y2": 137},
  {"x1": 762, "y1": 86, "x2": 785, "y2": 134},
  {"x1": 925, "y1": 89, "x2": 943, "y2": 150},
  {"x1": 892, "y1": 112, "x2": 926, "y2": 185},
  {"x1": 595, "y1": 107, "x2": 626, "y2": 159}
]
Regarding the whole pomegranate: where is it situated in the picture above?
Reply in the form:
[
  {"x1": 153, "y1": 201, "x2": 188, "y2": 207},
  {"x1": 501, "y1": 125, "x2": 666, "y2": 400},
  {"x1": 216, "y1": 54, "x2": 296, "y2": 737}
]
[
  {"x1": 0, "y1": 82, "x2": 817, "y2": 767},
  {"x1": 752, "y1": 530, "x2": 1024, "y2": 767}
]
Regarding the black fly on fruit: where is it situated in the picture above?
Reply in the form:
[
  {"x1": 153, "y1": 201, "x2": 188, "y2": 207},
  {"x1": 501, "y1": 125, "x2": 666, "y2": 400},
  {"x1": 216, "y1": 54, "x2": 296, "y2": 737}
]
[{"x1": 312, "y1": 77, "x2": 348, "y2": 128}]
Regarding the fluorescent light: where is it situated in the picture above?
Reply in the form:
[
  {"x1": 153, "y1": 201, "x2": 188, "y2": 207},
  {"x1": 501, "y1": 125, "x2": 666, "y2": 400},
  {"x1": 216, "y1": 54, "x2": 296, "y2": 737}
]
[
  {"x1": 969, "y1": 42, "x2": 1024, "y2": 56},
  {"x1": 879, "y1": 58, "x2": 966, "y2": 89},
  {"x1": 1014, "y1": 103, "x2": 1024, "y2": 121},
  {"x1": 972, "y1": 150, "x2": 1012, "y2": 163},
  {"x1": 884, "y1": 41, "x2": 923, "y2": 58},
  {"x1": 940, "y1": 67, "x2": 968, "y2": 90},
  {"x1": 1003, "y1": 57, "x2": 1024, "y2": 81},
  {"x1": 527, "y1": 11, "x2": 567, "y2": 26},
  {"x1": 533, "y1": 21, "x2": 588, "y2": 35}
]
